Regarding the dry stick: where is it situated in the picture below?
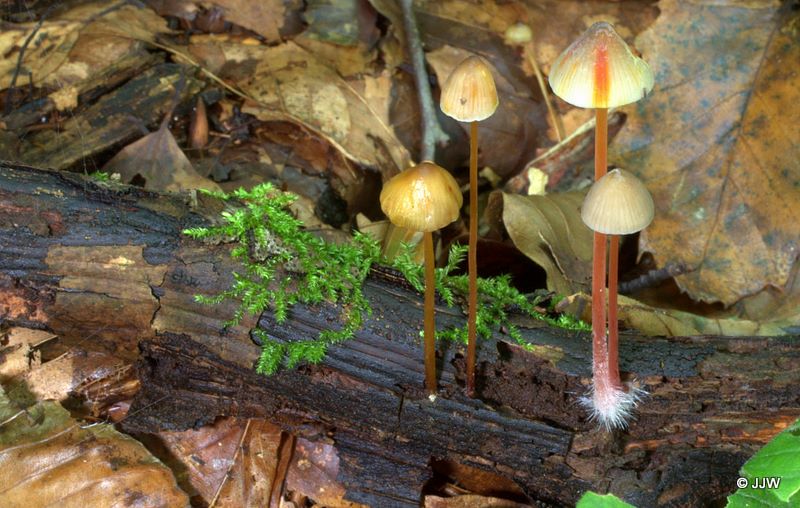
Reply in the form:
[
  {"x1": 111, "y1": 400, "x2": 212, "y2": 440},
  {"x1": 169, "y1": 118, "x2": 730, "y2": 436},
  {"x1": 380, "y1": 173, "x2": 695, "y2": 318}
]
[
  {"x1": 466, "y1": 120, "x2": 479, "y2": 396},
  {"x1": 399, "y1": 0, "x2": 449, "y2": 161},
  {"x1": 4, "y1": 5, "x2": 54, "y2": 116},
  {"x1": 523, "y1": 45, "x2": 565, "y2": 142},
  {"x1": 608, "y1": 234, "x2": 621, "y2": 387},
  {"x1": 423, "y1": 231, "x2": 437, "y2": 394},
  {"x1": 592, "y1": 108, "x2": 609, "y2": 387}
]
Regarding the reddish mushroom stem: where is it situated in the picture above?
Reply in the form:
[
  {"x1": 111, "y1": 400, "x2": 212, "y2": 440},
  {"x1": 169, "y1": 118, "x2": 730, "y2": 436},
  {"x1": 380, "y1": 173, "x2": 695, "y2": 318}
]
[
  {"x1": 423, "y1": 230, "x2": 437, "y2": 394},
  {"x1": 591, "y1": 108, "x2": 609, "y2": 381},
  {"x1": 466, "y1": 120, "x2": 479, "y2": 396},
  {"x1": 608, "y1": 234, "x2": 621, "y2": 387}
]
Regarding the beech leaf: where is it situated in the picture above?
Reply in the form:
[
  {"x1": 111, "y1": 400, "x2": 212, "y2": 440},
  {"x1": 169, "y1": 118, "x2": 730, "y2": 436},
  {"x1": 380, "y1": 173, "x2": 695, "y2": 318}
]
[{"x1": 610, "y1": 0, "x2": 800, "y2": 306}]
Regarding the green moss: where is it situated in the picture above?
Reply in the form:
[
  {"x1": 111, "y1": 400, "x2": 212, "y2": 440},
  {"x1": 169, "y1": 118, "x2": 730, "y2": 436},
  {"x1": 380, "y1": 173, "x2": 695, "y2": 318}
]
[
  {"x1": 184, "y1": 184, "x2": 380, "y2": 374},
  {"x1": 88, "y1": 171, "x2": 111, "y2": 182},
  {"x1": 183, "y1": 184, "x2": 589, "y2": 375}
]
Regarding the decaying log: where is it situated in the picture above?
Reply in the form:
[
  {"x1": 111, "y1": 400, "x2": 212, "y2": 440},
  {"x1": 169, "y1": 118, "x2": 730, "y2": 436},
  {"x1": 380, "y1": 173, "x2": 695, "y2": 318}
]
[{"x1": 1, "y1": 161, "x2": 799, "y2": 507}]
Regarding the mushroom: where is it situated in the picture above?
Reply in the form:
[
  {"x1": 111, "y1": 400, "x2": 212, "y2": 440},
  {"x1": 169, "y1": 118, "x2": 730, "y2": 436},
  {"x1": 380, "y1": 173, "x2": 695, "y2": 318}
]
[
  {"x1": 581, "y1": 168, "x2": 654, "y2": 429},
  {"x1": 380, "y1": 161, "x2": 463, "y2": 395},
  {"x1": 549, "y1": 22, "x2": 654, "y2": 429},
  {"x1": 503, "y1": 22, "x2": 565, "y2": 141},
  {"x1": 440, "y1": 56, "x2": 498, "y2": 396}
]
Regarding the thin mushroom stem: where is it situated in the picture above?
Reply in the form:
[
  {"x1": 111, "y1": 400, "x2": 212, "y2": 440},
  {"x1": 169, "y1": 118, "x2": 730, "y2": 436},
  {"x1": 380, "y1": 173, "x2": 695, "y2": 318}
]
[
  {"x1": 423, "y1": 230, "x2": 437, "y2": 394},
  {"x1": 466, "y1": 120, "x2": 479, "y2": 396},
  {"x1": 591, "y1": 107, "x2": 609, "y2": 382},
  {"x1": 591, "y1": 232, "x2": 608, "y2": 380},
  {"x1": 608, "y1": 234, "x2": 621, "y2": 388},
  {"x1": 523, "y1": 45, "x2": 565, "y2": 142}
]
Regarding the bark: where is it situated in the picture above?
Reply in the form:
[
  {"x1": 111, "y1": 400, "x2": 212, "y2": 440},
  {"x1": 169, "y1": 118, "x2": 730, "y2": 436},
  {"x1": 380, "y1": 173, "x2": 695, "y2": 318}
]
[{"x1": 1, "y1": 161, "x2": 798, "y2": 507}]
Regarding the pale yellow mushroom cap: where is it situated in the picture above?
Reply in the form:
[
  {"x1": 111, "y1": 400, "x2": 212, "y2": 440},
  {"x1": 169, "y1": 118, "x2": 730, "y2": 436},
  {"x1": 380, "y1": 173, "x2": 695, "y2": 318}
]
[
  {"x1": 581, "y1": 168, "x2": 654, "y2": 235},
  {"x1": 380, "y1": 161, "x2": 463, "y2": 232},
  {"x1": 440, "y1": 56, "x2": 499, "y2": 122},
  {"x1": 504, "y1": 23, "x2": 533, "y2": 46},
  {"x1": 548, "y1": 22, "x2": 654, "y2": 109}
]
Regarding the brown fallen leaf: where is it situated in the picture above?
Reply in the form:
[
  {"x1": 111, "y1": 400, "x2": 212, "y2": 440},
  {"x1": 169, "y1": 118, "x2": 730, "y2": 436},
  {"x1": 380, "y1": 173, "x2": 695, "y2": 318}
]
[
  {"x1": 487, "y1": 190, "x2": 592, "y2": 295},
  {"x1": 0, "y1": 1, "x2": 170, "y2": 92},
  {"x1": 103, "y1": 117, "x2": 221, "y2": 192},
  {"x1": 286, "y1": 437, "x2": 365, "y2": 507},
  {"x1": 558, "y1": 293, "x2": 794, "y2": 337},
  {"x1": 144, "y1": 417, "x2": 283, "y2": 505},
  {"x1": 199, "y1": 0, "x2": 298, "y2": 42},
  {"x1": 610, "y1": 0, "x2": 800, "y2": 307},
  {"x1": 0, "y1": 327, "x2": 55, "y2": 382},
  {"x1": 7, "y1": 348, "x2": 130, "y2": 404},
  {"x1": 185, "y1": 37, "x2": 410, "y2": 179},
  {"x1": 0, "y1": 386, "x2": 188, "y2": 507},
  {"x1": 425, "y1": 495, "x2": 531, "y2": 508}
]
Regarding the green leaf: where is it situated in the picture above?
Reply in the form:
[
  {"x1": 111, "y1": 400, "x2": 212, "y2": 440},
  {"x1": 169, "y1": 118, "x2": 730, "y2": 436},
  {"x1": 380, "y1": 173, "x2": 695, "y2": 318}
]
[
  {"x1": 576, "y1": 492, "x2": 636, "y2": 508},
  {"x1": 726, "y1": 419, "x2": 800, "y2": 506}
]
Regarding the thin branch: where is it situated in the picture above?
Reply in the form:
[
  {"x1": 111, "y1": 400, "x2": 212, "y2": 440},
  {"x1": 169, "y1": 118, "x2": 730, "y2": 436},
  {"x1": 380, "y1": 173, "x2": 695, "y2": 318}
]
[
  {"x1": 4, "y1": 5, "x2": 55, "y2": 116},
  {"x1": 399, "y1": 0, "x2": 449, "y2": 162}
]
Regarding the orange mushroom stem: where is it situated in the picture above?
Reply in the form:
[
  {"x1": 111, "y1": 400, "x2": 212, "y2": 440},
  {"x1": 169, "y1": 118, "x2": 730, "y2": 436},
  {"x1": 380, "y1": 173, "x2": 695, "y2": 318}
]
[
  {"x1": 440, "y1": 56, "x2": 499, "y2": 396},
  {"x1": 550, "y1": 22, "x2": 654, "y2": 429},
  {"x1": 380, "y1": 162, "x2": 463, "y2": 395}
]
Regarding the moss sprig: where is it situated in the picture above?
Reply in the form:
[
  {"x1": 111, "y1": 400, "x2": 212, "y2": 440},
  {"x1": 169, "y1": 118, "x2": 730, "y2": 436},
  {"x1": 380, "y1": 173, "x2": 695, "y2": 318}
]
[
  {"x1": 390, "y1": 243, "x2": 588, "y2": 348},
  {"x1": 184, "y1": 184, "x2": 588, "y2": 376},
  {"x1": 184, "y1": 184, "x2": 380, "y2": 374}
]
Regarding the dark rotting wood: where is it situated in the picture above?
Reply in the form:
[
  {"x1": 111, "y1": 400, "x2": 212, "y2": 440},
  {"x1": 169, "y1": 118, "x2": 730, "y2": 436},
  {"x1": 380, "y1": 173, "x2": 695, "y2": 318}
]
[{"x1": 1, "y1": 161, "x2": 799, "y2": 507}]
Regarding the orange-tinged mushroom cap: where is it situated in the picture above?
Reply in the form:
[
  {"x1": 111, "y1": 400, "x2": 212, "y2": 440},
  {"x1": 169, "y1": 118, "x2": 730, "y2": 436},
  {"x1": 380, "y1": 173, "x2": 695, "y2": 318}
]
[
  {"x1": 380, "y1": 161, "x2": 463, "y2": 232},
  {"x1": 548, "y1": 22, "x2": 654, "y2": 109},
  {"x1": 440, "y1": 56, "x2": 499, "y2": 122}
]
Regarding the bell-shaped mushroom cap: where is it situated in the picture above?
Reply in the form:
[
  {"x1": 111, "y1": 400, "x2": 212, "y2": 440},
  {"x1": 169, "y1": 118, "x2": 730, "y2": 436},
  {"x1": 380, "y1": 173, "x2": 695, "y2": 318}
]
[
  {"x1": 548, "y1": 21, "x2": 654, "y2": 109},
  {"x1": 440, "y1": 56, "x2": 499, "y2": 122},
  {"x1": 504, "y1": 23, "x2": 533, "y2": 46},
  {"x1": 581, "y1": 168, "x2": 654, "y2": 235},
  {"x1": 380, "y1": 161, "x2": 463, "y2": 232}
]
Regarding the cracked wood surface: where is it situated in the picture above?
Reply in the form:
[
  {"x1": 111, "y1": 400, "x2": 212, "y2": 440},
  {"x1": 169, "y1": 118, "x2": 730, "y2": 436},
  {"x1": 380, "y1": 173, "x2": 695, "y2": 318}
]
[{"x1": 1, "y1": 161, "x2": 799, "y2": 507}]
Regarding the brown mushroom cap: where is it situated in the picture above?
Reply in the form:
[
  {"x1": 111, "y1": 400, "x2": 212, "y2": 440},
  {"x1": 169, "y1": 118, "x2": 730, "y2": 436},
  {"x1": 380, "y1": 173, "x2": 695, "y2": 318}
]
[
  {"x1": 380, "y1": 161, "x2": 463, "y2": 232},
  {"x1": 440, "y1": 56, "x2": 499, "y2": 122},
  {"x1": 581, "y1": 168, "x2": 654, "y2": 235},
  {"x1": 548, "y1": 21, "x2": 654, "y2": 109}
]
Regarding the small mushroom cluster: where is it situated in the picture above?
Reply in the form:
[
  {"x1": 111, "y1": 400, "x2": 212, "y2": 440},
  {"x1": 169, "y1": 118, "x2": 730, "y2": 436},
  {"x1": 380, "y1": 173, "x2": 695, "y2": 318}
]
[
  {"x1": 380, "y1": 55, "x2": 498, "y2": 397},
  {"x1": 378, "y1": 23, "x2": 656, "y2": 428},
  {"x1": 549, "y1": 22, "x2": 655, "y2": 429}
]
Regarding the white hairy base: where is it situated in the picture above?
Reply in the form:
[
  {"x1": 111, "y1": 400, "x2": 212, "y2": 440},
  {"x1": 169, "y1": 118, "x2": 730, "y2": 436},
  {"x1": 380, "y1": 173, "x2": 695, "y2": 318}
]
[{"x1": 579, "y1": 380, "x2": 646, "y2": 431}]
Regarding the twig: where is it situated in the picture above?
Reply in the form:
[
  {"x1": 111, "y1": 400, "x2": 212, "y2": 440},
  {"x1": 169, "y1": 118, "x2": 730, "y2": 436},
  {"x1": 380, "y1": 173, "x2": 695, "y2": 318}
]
[
  {"x1": 399, "y1": 0, "x2": 448, "y2": 162},
  {"x1": 619, "y1": 262, "x2": 689, "y2": 294},
  {"x1": 523, "y1": 45, "x2": 565, "y2": 141},
  {"x1": 4, "y1": 5, "x2": 55, "y2": 116}
]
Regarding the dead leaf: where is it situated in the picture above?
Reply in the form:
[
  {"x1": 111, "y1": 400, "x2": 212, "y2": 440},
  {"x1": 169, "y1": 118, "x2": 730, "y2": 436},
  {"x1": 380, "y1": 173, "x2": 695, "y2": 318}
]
[
  {"x1": 425, "y1": 495, "x2": 531, "y2": 508},
  {"x1": 286, "y1": 438, "x2": 364, "y2": 507},
  {"x1": 201, "y1": 0, "x2": 295, "y2": 42},
  {"x1": 0, "y1": 327, "x2": 55, "y2": 381},
  {"x1": 104, "y1": 120, "x2": 221, "y2": 192},
  {"x1": 185, "y1": 37, "x2": 410, "y2": 176},
  {"x1": 559, "y1": 293, "x2": 795, "y2": 337},
  {"x1": 7, "y1": 349, "x2": 129, "y2": 404},
  {"x1": 0, "y1": 386, "x2": 188, "y2": 507},
  {"x1": 489, "y1": 191, "x2": 592, "y2": 295},
  {"x1": 610, "y1": 0, "x2": 800, "y2": 307},
  {"x1": 210, "y1": 419, "x2": 288, "y2": 506},
  {"x1": 0, "y1": 1, "x2": 170, "y2": 92},
  {"x1": 302, "y1": 0, "x2": 375, "y2": 46}
]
